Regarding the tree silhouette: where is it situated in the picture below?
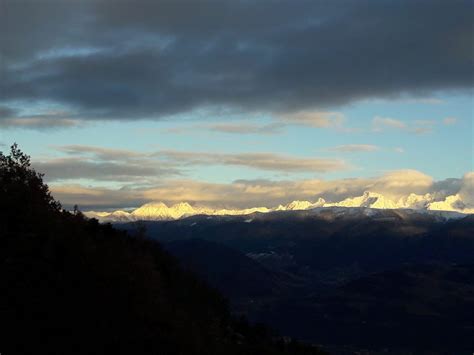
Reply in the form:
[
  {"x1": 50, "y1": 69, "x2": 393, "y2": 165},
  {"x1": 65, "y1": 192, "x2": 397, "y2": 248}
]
[{"x1": 0, "y1": 144, "x2": 326, "y2": 355}]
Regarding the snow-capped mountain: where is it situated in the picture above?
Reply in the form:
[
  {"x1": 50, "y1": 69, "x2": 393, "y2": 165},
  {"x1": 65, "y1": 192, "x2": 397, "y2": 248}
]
[
  {"x1": 83, "y1": 191, "x2": 473, "y2": 222},
  {"x1": 325, "y1": 191, "x2": 399, "y2": 209}
]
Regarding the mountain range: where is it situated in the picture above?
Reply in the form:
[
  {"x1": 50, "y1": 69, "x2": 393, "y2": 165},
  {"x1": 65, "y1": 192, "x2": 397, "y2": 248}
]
[
  {"x1": 84, "y1": 191, "x2": 473, "y2": 222},
  {"x1": 117, "y1": 208, "x2": 474, "y2": 353}
]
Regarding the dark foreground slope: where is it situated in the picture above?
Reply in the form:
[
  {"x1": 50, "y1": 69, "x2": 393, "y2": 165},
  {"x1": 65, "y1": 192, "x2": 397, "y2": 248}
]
[
  {"x1": 258, "y1": 263, "x2": 474, "y2": 354},
  {"x1": 0, "y1": 145, "x2": 325, "y2": 355},
  {"x1": 127, "y1": 211, "x2": 474, "y2": 354}
]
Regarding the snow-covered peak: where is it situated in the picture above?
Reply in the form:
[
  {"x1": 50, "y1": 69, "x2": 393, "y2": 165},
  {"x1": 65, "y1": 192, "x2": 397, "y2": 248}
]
[
  {"x1": 84, "y1": 192, "x2": 473, "y2": 222},
  {"x1": 428, "y1": 194, "x2": 474, "y2": 214},
  {"x1": 326, "y1": 191, "x2": 398, "y2": 209},
  {"x1": 285, "y1": 198, "x2": 326, "y2": 211},
  {"x1": 285, "y1": 200, "x2": 315, "y2": 210},
  {"x1": 398, "y1": 193, "x2": 433, "y2": 209},
  {"x1": 131, "y1": 202, "x2": 201, "y2": 220}
]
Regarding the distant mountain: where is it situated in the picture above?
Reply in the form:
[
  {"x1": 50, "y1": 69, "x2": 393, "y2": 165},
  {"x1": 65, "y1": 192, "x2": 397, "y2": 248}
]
[
  {"x1": 122, "y1": 209, "x2": 474, "y2": 275},
  {"x1": 119, "y1": 210, "x2": 474, "y2": 353},
  {"x1": 84, "y1": 191, "x2": 472, "y2": 222}
]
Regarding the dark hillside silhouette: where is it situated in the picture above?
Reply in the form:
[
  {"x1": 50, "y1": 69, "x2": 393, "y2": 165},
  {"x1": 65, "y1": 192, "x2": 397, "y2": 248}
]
[{"x1": 0, "y1": 144, "x2": 325, "y2": 355}]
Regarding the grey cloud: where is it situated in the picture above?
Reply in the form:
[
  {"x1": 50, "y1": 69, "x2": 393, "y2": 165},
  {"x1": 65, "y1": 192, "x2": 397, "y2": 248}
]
[
  {"x1": 206, "y1": 122, "x2": 283, "y2": 135},
  {"x1": 0, "y1": 106, "x2": 17, "y2": 118},
  {"x1": 34, "y1": 157, "x2": 179, "y2": 182},
  {"x1": 157, "y1": 150, "x2": 347, "y2": 173},
  {"x1": 431, "y1": 177, "x2": 464, "y2": 197},
  {"x1": 40, "y1": 145, "x2": 347, "y2": 183},
  {"x1": 0, "y1": 118, "x2": 81, "y2": 129},
  {"x1": 1, "y1": 0, "x2": 472, "y2": 126},
  {"x1": 166, "y1": 122, "x2": 284, "y2": 135},
  {"x1": 35, "y1": 145, "x2": 182, "y2": 182},
  {"x1": 165, "y1": 113, "x2": 348, "y2": 135},
  {"x1": 0, "y1": 108, "x2": 83, "y2": 129},
  {"x1": 57, "y1": 145, "x2": 147, "y2": 161},
  {"x1": 51, "y1": 184, "x2": 148, "y2": 211}
]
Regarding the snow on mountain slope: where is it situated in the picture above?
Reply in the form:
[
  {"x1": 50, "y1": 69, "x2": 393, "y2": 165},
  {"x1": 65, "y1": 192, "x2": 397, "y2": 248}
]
[
  {"x1": 325, "y1": 191, "x2": 399, "y2": 209},
  {"x1": 397, "y1": 193, "x2": 433, "y2": 209},
  {"x1": 285, "y1": 198, "x2": 326, "y2": 211},
  {"x1": 428, "y1": 194, "x2": 474, "y2": 214},
  {"x1": 132, "y1": 202, "x2": 198, "y2": 220},
  {"x1": 84, "y1": 191, "x2": 473, "y2": 222}
]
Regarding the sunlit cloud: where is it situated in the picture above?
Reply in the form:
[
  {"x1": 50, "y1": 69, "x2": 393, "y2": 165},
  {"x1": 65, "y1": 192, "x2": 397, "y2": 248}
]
[
  {"x1": 156, "y1": 150, "x2": 348, "y2": 173},
  {"x1": 443, "y1": 117, "x2": 457, "y2": 125},
  {"x1": 328, "y1": 144, "x2": 379, "y2": 153},
  {"x1": 278, "y1": 111, "x2": 345, "y2": 128},
  {"x1": 56, "y1": 145, "x2": 146, "y2": 160},
  {"x1": 372, "y1": 116, "x2": 436, "y2": 134},
  {"x1": 48, "y1": 170, "x2": 471, "y2": 210},
  {"x1": 38, "y1": 145, "x2": 349, "y2": 185},
  {"x1": 0, "y1": 118, "x2": 82, "y2": 129}
]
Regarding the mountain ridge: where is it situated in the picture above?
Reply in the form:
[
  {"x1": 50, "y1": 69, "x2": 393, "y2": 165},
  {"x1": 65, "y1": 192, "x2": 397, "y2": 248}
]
[{"x1": 84, "y1": 191, "x2": 473, "y2": 222}]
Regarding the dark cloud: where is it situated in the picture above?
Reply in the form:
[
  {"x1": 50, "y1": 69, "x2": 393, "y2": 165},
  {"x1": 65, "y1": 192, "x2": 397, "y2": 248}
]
[
  {"x1": 0, "y1": 106, "x2": 17, "y2": 118},
  {"x1": 0, "y1": 106, "x2": 81, "y2": 129},
  {"x1": 1, "y1": 0, "x2": 472, "y2": 125},
  {"x1": 34, "y1": 158, "x2": 180, "y2": 182}
]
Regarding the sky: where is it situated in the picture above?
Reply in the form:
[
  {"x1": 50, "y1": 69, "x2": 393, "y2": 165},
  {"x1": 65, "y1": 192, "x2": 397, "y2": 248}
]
[{"x1": 0, "y1": 0, "x2": 473, "y2": 210}]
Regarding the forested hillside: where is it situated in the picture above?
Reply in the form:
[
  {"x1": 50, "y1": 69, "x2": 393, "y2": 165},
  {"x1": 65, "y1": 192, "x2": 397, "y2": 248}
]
[{"x1": 0, "y1": 144, "x2": 324, "y2": 355}]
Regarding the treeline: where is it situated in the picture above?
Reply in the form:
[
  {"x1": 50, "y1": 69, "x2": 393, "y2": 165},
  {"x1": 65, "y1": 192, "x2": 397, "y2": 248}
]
[{"x1": 0, "y1": 144, "x2": 325, "y2": 355}]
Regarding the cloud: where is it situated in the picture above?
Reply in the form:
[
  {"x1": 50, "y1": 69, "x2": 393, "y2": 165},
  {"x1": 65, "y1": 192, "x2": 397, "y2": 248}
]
[
  {"x1": 1, "y1": 0, "x2": 472, "y2": 126},
  {"x1": 166, "y1": 111, "x2": 349, "y2": 136},
  {"x1": 156, "y1": 150, "x2": 348, "y2": 173},
  {"x1": 328, "y1": 144, "x2": 379, "y2": 153},
  {"x1": 403, "y1": 98, "x2": 445, "y2": 105},
  {"x1": 0, "y1": 118, "x2": 82, "y2": 129},
  {"x1": 35, "y1": 145, "x2": 181, "y2": 182},
  {"x1": 37, "y1": 145, "x2": 348, "y2": 183},
  {"x1": 51, "y1": 184, "x2": 147, "y2": 210},
  {"x1": 34, "y1": 157, "x2": 179, "y2": 182},
  {"x1": 56, "y1": 145, "x2": 146, "y2": 161},
  {"x1": 372, "y1": 116, "x2": 435, "y2": 134},
  {"x1": 278, "y1": 111, "x2": 345, "y2": 128},
  {"x1": 367, "y1": 170, "x2": 434, "y2": 196},
  {"x1": 459, "y1": 172, "x2": 474, "y2": 206},
  {"x1": 372, "y1": 116, "x2": 406, "y2": 131},
  {"x1": 0, "y1": 108, "x2": 83, "y2": 129},
  {"x1": 206, "y1": 122, "x2": 283, "y2": 135},
  {"x1": 48, "y1": 169, "x2": 471, "y2": 210},
  {"x1": 165, "y1": 122, "x2": 284, "y2": 135},
  {"x1": 443, "y1": 117, "x2": 458, "y2": 125}
]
